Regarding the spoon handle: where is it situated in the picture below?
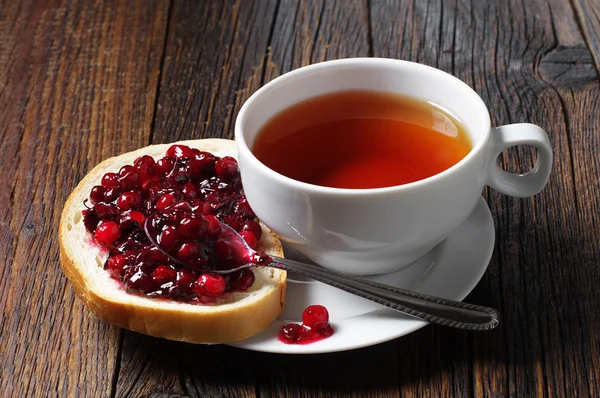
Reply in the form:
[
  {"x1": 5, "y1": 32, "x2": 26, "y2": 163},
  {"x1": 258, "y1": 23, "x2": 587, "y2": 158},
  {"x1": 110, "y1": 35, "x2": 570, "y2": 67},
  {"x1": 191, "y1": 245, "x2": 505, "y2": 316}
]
[{"x1": 270, "y1": 256, "x2": 499, "y2": 331}]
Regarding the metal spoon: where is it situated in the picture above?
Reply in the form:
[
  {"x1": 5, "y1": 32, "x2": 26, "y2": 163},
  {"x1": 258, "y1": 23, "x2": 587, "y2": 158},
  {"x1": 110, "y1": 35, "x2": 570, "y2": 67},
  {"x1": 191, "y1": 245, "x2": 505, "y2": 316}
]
[{"x1": 145, "y1": 217, "x2": 499, "y2": 331}]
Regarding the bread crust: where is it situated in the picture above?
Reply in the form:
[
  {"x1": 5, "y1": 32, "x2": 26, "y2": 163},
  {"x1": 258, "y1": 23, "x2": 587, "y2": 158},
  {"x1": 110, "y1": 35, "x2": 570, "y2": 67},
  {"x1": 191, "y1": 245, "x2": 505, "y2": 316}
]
[{"x1": 59, "y1": 139, "x2": 286, "y2": 344}]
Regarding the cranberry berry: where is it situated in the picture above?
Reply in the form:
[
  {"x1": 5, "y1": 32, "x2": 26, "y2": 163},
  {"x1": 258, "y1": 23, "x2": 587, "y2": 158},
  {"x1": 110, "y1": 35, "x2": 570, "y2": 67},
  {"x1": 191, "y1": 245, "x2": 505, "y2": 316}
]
[
  {"x1": 239, "y1": 230, "x2": 258, "y2": 250},
  {"x1": 118, "y1": 165, "x2": 140, "y2": 188},
  {"x1": 101, "y1": 172, "x2": 120, "y2": 189},
  {"x1": 193, "y1": 273, "x2": 226, "y2": 298},
  {"x1": 156, "y1": 157, "x2": 175, "y2": 176},
  {"x1": 302, "y1": 305, "x2": 329, "y2": 330},
  {"x1": 90, "y1": 185, "x2": 106, "y2": 204},
  {"x1": 278, "y1": 305, "x2": 335, "y2": 345},
  {"x1": 94, "y1": 220, "x2": 121, "y2": 247},
  {"x1": 152, "y1": 265, "x2": 177, "y2": 286},
  {"x1": 117, "y1": 191, "x2": 141, "y2": 210},
  {"x1": 214, "y1": 156, "x2": 239, "y2": 182},
  {"x1": 158, "y1": 226, "x2": 180, "y2": 251},
  {"x1": 156, "y1": 193, "x2": 176, "y2": 211}
]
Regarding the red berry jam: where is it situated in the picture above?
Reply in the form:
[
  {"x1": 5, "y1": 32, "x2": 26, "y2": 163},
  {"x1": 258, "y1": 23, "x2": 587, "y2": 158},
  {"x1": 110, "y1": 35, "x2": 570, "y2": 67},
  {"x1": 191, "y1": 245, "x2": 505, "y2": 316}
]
[
  {"x1": 278, "y1": 305, "x2": 334, "y2": 344},
  {"x1": 81, "y1": 144, "x2": 265, "y2": 303}
]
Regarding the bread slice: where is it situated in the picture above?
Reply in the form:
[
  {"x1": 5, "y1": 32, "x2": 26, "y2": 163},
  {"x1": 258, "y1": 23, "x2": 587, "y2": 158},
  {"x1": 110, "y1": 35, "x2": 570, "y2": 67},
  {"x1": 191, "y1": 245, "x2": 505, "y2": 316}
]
[{"x1": 59, "y1": 139, "x2": 286, "y2": 344}]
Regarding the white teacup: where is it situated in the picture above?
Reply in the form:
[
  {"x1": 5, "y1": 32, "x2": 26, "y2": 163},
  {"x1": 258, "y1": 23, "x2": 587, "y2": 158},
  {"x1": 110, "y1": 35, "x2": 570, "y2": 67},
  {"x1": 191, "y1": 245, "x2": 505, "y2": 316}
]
[{"x1": 235, "y1": 58, "x2": 552, "y2": 275}]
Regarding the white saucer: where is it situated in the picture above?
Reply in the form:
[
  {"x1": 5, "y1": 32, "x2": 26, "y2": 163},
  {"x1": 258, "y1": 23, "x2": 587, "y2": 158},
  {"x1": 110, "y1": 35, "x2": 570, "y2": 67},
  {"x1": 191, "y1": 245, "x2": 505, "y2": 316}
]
[{"x1": 228, "y1": 197, "x2": 495, "y2": 354}]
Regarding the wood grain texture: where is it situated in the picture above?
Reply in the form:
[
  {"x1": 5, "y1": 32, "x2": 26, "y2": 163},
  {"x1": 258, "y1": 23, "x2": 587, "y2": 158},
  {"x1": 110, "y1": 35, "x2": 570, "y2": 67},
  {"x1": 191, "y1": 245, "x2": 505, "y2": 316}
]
[
  {"x1": 150, "y1": 0, "x2": 280, "y2": 143},
  {"x1": 113, "y1": 1, "x2": 280, "y2": 396},
  {"x1": 572, "y1": 0, "x2": 600, "y2": 74},
  {"x1": 0, "y1": 0, "x2": 169, "y2": 397},
  {"x1": 373, "y1": 0, "x2": 600, "y2": 397},
  {"x1": 263, "y1": 0, "x2": 371, "y2": 80},
  {"x1": 2, "y1": 0, "x2": 600, "y2": 397}
]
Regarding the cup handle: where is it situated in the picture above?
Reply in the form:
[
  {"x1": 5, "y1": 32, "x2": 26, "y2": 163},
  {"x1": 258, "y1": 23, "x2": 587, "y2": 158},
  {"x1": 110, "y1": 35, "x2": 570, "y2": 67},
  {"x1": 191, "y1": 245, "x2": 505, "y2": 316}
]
[{"x1": 486, "y1": 123, "x2": 553, "y2": 198}]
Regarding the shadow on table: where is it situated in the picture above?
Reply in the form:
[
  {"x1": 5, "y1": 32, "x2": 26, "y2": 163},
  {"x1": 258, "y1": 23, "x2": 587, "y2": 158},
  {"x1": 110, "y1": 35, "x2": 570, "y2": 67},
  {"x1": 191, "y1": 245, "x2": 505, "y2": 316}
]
[
  {"x1": 116, "y1": 294, "x2": 522, "y2": 395},
  {"x1": 122, "y1": 327, "x2": 492, "y2": 395},
  {"x1": 116, "y1": 262, "x2": 590, "y2": 395}
]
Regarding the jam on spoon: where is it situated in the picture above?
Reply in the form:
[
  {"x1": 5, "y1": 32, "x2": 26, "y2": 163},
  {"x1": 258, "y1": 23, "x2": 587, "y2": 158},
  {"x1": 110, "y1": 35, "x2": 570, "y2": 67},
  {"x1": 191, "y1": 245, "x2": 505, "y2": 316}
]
[{"x1": 164, "y1": 220, "x2": 499, "y2": 332}]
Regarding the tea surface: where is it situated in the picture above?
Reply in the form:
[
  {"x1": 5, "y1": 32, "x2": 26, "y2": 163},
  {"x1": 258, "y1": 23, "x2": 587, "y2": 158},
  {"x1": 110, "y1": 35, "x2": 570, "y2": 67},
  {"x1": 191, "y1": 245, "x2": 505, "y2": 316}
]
[{"x1": 252, "y1": 90, "x2": 471, "y2": 189}]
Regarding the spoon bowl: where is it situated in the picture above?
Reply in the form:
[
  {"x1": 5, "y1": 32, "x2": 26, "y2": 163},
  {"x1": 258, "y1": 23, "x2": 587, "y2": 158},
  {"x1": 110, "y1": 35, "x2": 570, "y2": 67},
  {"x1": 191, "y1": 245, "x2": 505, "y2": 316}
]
[{"x1": 144, "y1": 214, "x2": 499, "y2": 331}]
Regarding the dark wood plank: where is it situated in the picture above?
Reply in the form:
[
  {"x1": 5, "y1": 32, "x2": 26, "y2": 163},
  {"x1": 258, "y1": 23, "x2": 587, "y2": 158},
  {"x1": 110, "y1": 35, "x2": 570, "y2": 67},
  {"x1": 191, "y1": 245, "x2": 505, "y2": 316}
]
[
  {"x1": 2, "y1": 0, "x2": 599, "y2": 396},
  {"x1": 114, "y1": 2, "x2": 403, "y2": 398},
  {"x1": 263, "y1": 0, "x2": 371, "y2": 80},
  {"x1": 372, "y1": 0, "x2": 600, "y2": 397},
  {"x1": 113, "y1": 1, "x2": 279, "y2": 396},
  {"x1": 150, "y1": 0, "x2": 280, "y2": 143},
  {"x1": 572, "y1": 0, "x2": 600, "y2": 74},
  {"x1": 368, "y1": 2, "x2": 481, "y2": 396},
  {"x1": 118, "y1": 0, "x2": 600, "y2": 397},
  {"x1": 0, "y1": 1, "x2": 169, "y2": 397},
  {"x1": 248, "y1": 2, "x2": 407, "y2": 397}
]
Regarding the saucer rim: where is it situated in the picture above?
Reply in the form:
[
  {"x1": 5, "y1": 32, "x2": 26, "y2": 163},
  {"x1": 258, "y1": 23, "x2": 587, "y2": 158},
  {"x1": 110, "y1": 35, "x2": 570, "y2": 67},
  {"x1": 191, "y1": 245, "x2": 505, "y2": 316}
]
[{"x1": 228, "y1": 197, "x2": 494, "y2": 354}]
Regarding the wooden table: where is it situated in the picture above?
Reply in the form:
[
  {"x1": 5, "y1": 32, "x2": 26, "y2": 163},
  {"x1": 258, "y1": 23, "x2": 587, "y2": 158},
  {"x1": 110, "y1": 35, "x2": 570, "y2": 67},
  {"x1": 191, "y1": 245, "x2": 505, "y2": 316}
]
[{"x1": 2, "y1": 1, "x2": 599, "y2": 396}]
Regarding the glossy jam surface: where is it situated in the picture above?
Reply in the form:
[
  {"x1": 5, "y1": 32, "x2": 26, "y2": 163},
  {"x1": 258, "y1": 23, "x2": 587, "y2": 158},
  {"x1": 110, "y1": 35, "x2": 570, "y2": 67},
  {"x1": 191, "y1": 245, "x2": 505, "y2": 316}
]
[
  {"x1": 82, "y1": 145, "x2": 265, "y2": 304},
  {"x1": 252, "y1": 90, "x2": 472, "y2": 189},
  {"x1": 278, "y1": 305, "x2": 334, "y2": 344}
]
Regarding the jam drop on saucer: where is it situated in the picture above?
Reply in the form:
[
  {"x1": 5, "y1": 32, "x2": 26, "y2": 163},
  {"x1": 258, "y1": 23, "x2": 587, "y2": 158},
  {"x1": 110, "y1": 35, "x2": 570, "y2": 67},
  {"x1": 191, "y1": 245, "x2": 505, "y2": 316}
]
[{"x1": 278, "y1": 305, "x2": 334, "y2": 344}]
